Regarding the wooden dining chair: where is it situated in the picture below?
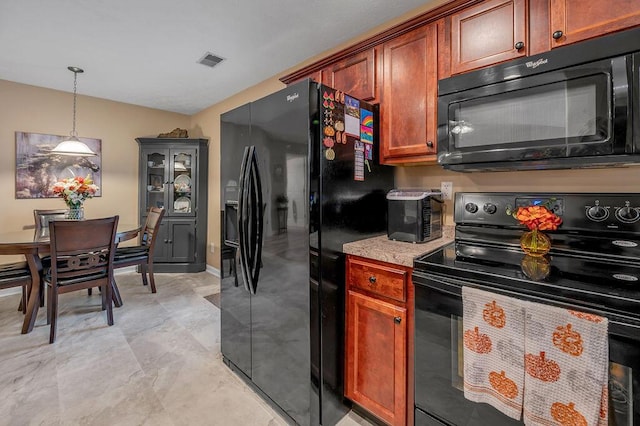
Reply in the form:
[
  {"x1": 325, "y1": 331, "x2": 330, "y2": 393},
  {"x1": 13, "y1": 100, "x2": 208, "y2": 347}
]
[
  {"x1": 33, "y1": 209, "x2": 68, "y2": 236},
  {"x1": 113, "y1": 207, "x2": 165, "y2": 293},
  {"x1": 0, "y1": 244, "x2": 41, "y2": 315},
  {"x1": 45, "y1": 216, "x2": 119, "y2": 344}
]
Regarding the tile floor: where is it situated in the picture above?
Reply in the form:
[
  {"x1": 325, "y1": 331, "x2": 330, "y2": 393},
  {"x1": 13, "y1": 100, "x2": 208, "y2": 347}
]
[{"x1": 0, "y1": 271, "x2": 371, "y2": 426}]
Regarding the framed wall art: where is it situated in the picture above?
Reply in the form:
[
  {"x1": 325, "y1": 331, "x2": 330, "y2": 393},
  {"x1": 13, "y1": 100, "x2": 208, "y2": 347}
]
[{"x1": 15, "y1": 131, "x2": 102, "y2": 199}]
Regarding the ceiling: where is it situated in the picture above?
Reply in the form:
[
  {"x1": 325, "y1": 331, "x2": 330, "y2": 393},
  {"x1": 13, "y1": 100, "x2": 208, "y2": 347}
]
[{"x1": 0, "y1": 0, "x2": 438, "y2": 115}]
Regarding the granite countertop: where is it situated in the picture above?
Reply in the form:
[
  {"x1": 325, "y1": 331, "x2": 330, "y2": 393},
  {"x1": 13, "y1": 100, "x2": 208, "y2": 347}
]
[{"x1": 343, "y1": 226, "x2": 454, "y2": 267}]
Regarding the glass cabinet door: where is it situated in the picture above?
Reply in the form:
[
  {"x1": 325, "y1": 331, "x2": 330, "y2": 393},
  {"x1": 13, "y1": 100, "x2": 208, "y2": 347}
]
[
  {"x1": 169, "y1": 148, "x2": 196, "y2": 216},
  {"x1": 144, "y1": 150, "x2": 168, "y2": 212}
]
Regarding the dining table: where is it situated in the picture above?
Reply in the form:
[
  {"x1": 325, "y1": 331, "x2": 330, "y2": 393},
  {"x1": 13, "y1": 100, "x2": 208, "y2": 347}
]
[{"x1": 0, "y1": 222, "x2": 141, "y2": 334}]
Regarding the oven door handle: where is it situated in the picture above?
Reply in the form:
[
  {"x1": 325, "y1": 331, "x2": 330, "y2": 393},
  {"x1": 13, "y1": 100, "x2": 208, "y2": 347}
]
[{"x1": 413, "y1": 271, "x2": 640, "y2": 339}]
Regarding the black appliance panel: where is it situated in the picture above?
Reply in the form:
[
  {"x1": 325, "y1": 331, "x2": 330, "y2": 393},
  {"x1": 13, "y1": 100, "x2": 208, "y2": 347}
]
[
  {"x1": 413, "y1": 270, "x2": 640, "y2": 426},
  {"x1": 220, "y1": 103, "x2": 252, "y2": 378},
  {"x1": 413, "y1": 191, "x2": 640, "y2": 426},
  {"x1": 246, "y1": 83, "x2": 312, "y2": 426},
  {"x1": 437, "y1": 27, "x2": 640, "y2": 172},
  {"x1": 221, "y1": 79, "x2": 394, "y2": 426}
]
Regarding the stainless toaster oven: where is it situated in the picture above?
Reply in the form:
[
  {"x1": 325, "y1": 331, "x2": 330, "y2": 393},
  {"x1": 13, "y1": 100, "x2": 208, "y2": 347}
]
[{"x1": 386, "y1": 190, "x2": 443, "y2": 244}]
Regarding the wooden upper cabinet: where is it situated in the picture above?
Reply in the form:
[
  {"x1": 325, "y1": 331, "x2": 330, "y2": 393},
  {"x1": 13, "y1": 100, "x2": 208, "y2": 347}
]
[
  {"x1": 321, "y1": 48, "x2": 378, "y2": 102},
  {"x1": 550, "y1": 0, "x2": 640, "y2": 47},
  {"x1": 288, "y1": 70, "x2": 322, "y2": 86},
  {"x1": 450, "y1": 0, "x2": 527, "y2": 75},
  {"x1": 380, "y1": 22, "x2": 438, "y2": 164}
]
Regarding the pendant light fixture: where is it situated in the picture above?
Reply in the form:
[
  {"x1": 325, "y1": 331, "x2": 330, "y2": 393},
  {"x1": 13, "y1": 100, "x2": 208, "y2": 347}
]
[{"x1": 51, "y1": 66, "x2": 96, "y2": 157}]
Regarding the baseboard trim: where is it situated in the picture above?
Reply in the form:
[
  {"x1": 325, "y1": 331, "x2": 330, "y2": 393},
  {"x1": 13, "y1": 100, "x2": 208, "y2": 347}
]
[
  {"x1": 0, "y1": 287, "x2": 22, "y2": 298},
  {"x1": 207, "y1": 265, "x2": 221, "y2": 277},
  {"x1": 0, "y1": 264, "x2": 220, "y2": 298}
]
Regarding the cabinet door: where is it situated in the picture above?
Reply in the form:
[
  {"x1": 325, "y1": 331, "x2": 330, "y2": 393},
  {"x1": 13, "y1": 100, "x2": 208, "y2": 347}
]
[
  {"x1": 153, "y1": 221, "x2": 170, "y2": 262},
  {"x1": 380, "y1": 23, "x2": 438, "y2": 164},
  {"x1": 169, "y1": 148, "x2": 197, "y2": 217},
  {"x1": 550, "y1": 0, "x2": 640, "y2": 47},
  {"x1": 321, "y1": 48, "x2": 378, "y2": 102},
  {"x1": 287, "y1": 70, "x2": 322, "y2": 86},
  {"x1": 345, "y1": 290, "x2": 407, "y2": 425},
  {"x1": 450, "y1": 0, "x2": 527, "y2": 75},
  {"x1": 142, "y1": 148, "x2": 169, "y2": 213},
  {"x1": 167, "y1": 220, "x2": 196, "y2": 263}
]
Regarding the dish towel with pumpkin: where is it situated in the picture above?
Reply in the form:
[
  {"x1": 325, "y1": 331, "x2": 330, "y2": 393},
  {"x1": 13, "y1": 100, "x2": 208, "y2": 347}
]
[
  {"x1": 522, "y1": 301, "x2": 609, "y2": 426},
  {"x1": 462, "y1": 286, "x2": 526, "y2": 419}
]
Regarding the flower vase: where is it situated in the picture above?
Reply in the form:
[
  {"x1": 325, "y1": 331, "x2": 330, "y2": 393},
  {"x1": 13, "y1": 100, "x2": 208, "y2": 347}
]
[
  {"x1": 519, "y1": 229, "x2": 551, "y2": 257},
  {"x1": 521, "y1": 255, "x2": 551, "y2": 280},
  {"x1": 66, "y1": 206, "x2": 84, "y2": 220}
]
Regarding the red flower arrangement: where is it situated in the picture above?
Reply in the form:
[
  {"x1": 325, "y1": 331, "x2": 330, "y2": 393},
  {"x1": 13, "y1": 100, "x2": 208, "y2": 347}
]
[
  {"x1": 513, "y1": 205, "x2": 562, "y2": 231},
  {"x1": 51, "y1": 174, "x2": 99, "y2": 208},
  {"x1": 508, "y1": 201, "x2": 563, "y2": 257}
]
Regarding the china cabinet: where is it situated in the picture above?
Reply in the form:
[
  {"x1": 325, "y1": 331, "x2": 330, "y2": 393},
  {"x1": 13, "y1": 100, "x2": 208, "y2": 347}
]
[{"x1": 136, "y1": 138, "x2": 208, "y2": 272}]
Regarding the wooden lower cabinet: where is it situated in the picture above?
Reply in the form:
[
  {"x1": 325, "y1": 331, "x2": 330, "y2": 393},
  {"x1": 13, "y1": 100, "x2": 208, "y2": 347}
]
[{"x1": 345, "y1": 255, "x2": 414, "y2": 426}]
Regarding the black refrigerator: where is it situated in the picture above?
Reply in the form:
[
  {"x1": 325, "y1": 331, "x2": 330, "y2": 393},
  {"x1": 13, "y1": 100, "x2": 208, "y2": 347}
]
[{"x1": 220, "y1": 80, "x2": 394, "y2": 426}]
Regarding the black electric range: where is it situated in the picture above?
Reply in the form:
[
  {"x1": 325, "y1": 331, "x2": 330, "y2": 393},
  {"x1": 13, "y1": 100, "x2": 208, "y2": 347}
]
[{"x1": 412, "y1": 193, "x2": 640, "y2": 426}]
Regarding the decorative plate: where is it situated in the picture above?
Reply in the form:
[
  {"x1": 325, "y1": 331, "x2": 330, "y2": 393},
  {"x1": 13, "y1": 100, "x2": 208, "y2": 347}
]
[
  {"x1": 174, "y1": 174, "x2": 191, "y2": 192},
  {"x1": 174, "y1": 196, "x2": 191, "y2": 213}
]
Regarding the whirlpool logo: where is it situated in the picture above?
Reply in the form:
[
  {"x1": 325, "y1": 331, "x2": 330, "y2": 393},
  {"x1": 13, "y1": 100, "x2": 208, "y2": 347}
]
[
  {"x1": 525, "y1": 58, "x2": 548, "y2": 69},
  {"x1": 286, "y1": 93, "x2": 299, "y2": 103}
]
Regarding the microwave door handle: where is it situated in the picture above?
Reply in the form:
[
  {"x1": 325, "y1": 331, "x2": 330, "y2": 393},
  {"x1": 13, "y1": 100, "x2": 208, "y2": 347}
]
[
  {"x1": 248, "y1": 148, "x2": 264, "y2": 295},
  {"x1": 237, "y1": 147, "x2": 253, "y2": 294},
  {"x1": 611, "y1": 56, "x2": 631, "y2": 141}
]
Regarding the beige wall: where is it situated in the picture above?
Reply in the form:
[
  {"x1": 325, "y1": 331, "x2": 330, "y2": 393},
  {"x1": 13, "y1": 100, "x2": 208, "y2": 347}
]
[
  {"x1": 4, "y1": 0, "x2": 638, "y2": 272},
  {"x1": 396, "y1": 165, "x2": 640, "y2": 226},
  {"x1": 0, "y1": 79, "x2": 189, "y2": 234}
]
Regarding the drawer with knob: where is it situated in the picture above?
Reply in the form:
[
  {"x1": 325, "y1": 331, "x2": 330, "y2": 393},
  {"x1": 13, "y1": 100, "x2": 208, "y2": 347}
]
[{"x1": 347, "y1": 257, "x2": 407, "y2": 303}]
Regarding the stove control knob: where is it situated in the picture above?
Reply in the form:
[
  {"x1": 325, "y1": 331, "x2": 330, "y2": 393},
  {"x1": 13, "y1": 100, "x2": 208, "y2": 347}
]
[
  {"x1": 586, "y1": 201, "x2": 609, "y2": 222},
  {"x1": 465, "y1": 202, "x2": 478, "y2": 213},
  {"x1": 615, "y1": 202, "x2": 640, "y2": 223},
  {"x1": 483, "y1": 203, "x2": 497, "y2": 214}
]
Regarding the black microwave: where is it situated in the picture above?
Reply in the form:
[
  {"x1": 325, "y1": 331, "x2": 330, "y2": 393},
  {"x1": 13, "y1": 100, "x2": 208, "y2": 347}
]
[{"x1": 437, "y1": 27, "x2": 640, "y2": 172}]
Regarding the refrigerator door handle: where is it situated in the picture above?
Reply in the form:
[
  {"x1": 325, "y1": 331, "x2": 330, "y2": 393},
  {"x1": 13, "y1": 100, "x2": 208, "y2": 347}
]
[
  {"x1": 247, "y1": 147, "x2": 264, "y2": 294},
  {"x1": 237, "y1": 146, "x2": 252, "y2": 294}
]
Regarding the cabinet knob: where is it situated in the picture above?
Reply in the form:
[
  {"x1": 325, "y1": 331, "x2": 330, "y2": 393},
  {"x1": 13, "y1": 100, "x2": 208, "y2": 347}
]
[
  {"x1": 168, "y1": 240, "x2": 172, "y2": 244},
  {"x1": 514, "y1": 41, "x2": 524, "y2": 50},
  {"x1": 552, "y1": 30, "x2": 563, "y2": 40},
  {"x1": 394, "y1": 316, "x2": 402, "y2": 324},
  {"x1": 368, "y1": 276, "x2": 376, "y2": 285},
  {"x1": 426, "y1": 140, "x2": 434, "y2": 148},
  {"x1": 164, "y1": 239, "x2": 169, "y2": 243}
]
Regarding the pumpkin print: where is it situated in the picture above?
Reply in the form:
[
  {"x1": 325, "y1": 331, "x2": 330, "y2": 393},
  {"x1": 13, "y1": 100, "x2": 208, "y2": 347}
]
[
  {"x1": 568, "y1": 310, "x2": 604, "y2": 323},
  {"x1": 488, "y1": 371, "x2": 519, "y2": 399},
  {"x1": 482, "y1": 300, "x2": 506, "y2": 328},
  {"x1": 463, "y1": 326, "x2": 492, "y2": 354},
  {"x1": 552, "y1": 324, "x2": 584, "y2": 356},
  {"x1": 525, "y1": 351, "x2": 561, "y2": 382},
  {"x1": 550, "y1": 402, "x2": 587, "y2": 426},
  {"x1": 599, "y1": 385, "x2": 608, "y2": 420}
]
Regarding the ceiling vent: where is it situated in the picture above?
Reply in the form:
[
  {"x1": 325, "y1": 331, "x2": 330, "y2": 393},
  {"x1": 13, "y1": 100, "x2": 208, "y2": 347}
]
[{"x1": 198, "y1": 52, "x2": 225, "y2": 68}]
